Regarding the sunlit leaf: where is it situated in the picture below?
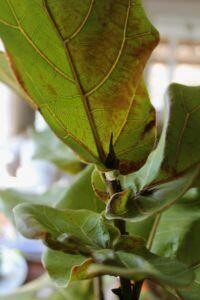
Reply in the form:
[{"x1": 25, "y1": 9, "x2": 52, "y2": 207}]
[{"x1": 0, "y1": 0, "x2": 159, "y2": 174}]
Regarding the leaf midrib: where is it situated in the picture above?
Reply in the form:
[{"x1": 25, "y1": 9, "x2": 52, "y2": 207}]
[{"x1": 43, "y1": 0, "x2": 106, "y2": 162}]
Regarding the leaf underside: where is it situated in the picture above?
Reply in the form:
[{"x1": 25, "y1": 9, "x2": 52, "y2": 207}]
[{"x1": 0, "y1": 0, "x2": 159, "y2": 174}]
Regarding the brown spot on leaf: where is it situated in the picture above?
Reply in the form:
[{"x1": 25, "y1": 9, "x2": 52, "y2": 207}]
[
  {"x1": 47, "y1": 84, "x2": 57, "y2": 96},
  {"x1": 141, "y1": 120, "x2": 155, "y2": 138},
  {"x1": 6, "y1": 51, "x2": 38, "y2": 109},
  {"x1": 119, "y1": 159, "x2": 145, "y2": 175}
]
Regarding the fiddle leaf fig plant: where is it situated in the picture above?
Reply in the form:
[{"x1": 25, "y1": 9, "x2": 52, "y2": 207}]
[{"x1": 0, "y1": 1, "x2": 200, "y2": 299}]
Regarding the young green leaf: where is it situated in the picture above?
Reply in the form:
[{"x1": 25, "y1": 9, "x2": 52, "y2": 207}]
[
  {"x1": 107, "y1": 166, "x2": 199, "y2": 221},
  {"x1": 0, "y1": 0, "x2": 159, "y2": 174}
]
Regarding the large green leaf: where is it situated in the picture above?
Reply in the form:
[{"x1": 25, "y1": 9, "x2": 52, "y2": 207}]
[
  {"x1": 0, "y1": 0, "x2": 159, "y2": 174},
  {"x1": 13, "y1": 203, "x2": 195, "y2": 290},
  {"x1": 31, "y1": 128, "x2": 85, "y2": 174},
  {"x1": 13, "y1": 202, "x2": 119, "y2": 286}
]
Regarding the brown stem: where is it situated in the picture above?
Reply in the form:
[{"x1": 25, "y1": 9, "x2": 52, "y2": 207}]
[{"x1": 105, "y1": 174, "x2": 141, "y2": 300}]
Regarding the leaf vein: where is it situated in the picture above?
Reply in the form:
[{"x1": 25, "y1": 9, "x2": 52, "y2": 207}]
[
  {"x1": 85, "y1": 0, "x2": 131, "y2": 97},
  {"x1": 6, "y1": 0, "x2": 75, "y2": 84},
  {"x1": 64, "y1": 0, "x2": 95, "y2": 43}
]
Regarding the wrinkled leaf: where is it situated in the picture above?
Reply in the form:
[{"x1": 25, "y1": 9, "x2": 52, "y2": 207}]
[
  {"x1": 31, "y1": 128, "x2": 85, "y2": 174},
  {"x1": 43, "y1": 166, "x2": 106, "y2": 285},
  {"x1": 14, "y1": 204, "x2": 119, "y2": 252},
  {"x1": 107, "y1": 166, "x2": 199, "y2": 221},
  {"x1": 0, "y1": 0, "x2": 159, "y2": 174},
  {"x1": 44, "y1": 236, "x2": 195, "y2": 289}
]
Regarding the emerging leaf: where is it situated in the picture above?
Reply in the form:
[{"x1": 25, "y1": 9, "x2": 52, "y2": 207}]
[
  {"x1": 0, "y1": 0, "x2": 159, "y2": 174},
  {"x1": 107, "y1": 166, "x2": 199, "y2": 221}
]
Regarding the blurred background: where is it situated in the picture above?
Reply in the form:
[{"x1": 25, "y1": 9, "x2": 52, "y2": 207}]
[{"x1": 0, "y1": 0, "x2": 199, "y2": 299}]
